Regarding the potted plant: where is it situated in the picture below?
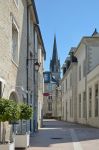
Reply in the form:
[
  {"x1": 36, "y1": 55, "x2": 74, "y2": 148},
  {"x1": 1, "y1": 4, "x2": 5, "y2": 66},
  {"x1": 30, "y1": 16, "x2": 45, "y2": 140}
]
[
  {"x1": 15, "y1": 103, "x2": 33, "y2": 148},
  {"x1": 0, "y1": 99, "x2": 20, "y2": 150}
]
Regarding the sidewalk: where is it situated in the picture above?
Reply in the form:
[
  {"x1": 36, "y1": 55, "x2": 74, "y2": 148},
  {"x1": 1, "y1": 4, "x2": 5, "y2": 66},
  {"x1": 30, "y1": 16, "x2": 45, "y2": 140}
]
[
  {"x1": 28, "y1": 119, "x2": 77, "y2": 150},
  {"x1": 27, "y1": 119, "x2": 99, "y2": 150}
]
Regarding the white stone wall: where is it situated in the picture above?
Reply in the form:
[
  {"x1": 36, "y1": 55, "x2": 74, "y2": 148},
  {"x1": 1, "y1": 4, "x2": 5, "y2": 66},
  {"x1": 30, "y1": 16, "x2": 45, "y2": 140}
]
[
  {"x1": 75, "y1": 43, "x2": 87, "y2": 124},
  {"x1": 43, "y1": 83, "x2": 50, "y2": 116},
  {"x1": 0, "y1": 0, "x2": 27, "y2": 100},
  {"x1": 87, "y1": 39, "x2": 99, "y2": 73},
  {"x1": 38, "y1": 46, "x2": 45, "y2": 127},
  {"x1": 75, "y1": 37, "x2": 99, "y2": 125},
  {"x1": 87, "y1": 65, "x2": 99, "y2": 127},
  {"x1": 61, "y1": 63, "x2": 77, "y2": 122},
  {"x1": 0, "y1": 0, "x2": 28, "y2": 141}
]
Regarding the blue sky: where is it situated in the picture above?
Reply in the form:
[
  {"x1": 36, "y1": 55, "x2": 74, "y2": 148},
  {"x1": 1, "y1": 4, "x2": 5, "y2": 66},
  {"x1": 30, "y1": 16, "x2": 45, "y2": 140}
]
[{"x1": 35, "y1": 0, "x2": 99, "y2": 71}]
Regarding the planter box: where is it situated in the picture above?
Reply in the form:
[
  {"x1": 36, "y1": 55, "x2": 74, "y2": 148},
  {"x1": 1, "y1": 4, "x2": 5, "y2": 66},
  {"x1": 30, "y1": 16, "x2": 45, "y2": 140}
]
[
  {"x1": 15, "y1": 132, "x2": 30, "y2": 148},
  {"x1": 0, "y1": 142, "x2": 14, "y2": 150}
]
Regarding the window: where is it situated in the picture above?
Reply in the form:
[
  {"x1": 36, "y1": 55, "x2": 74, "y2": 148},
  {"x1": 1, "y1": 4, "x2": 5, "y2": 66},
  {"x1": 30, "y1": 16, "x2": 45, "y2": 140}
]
[
  {"x1": 70, "y1": 98, "x2": 73, "y2": 118},
  {"x1": 44, "y1": 73, "x2": 51, "y2": 83},
  {"x1": 83, "y1": 60, "x2": 86, "y2": 77},
  {"x1": 30, "y1": 93, "x2": 32, "y2": 104},
  {"x1": 83, "y1": 91, "x2": 86, "y2": 118},
  {"x1": 95, "y1": 84, "x2": 98, "y2": 117},
  {"x1": 48, "y1": 96, "x2": 52, "y2": 100},
  {"x1": 48, "y1": 84, "x2": 52, "y2": 92},
  {"x1": 79, "y1": 65, "x2": 81, "y2": 81},
  {"x1": 79, "y1": 94, "x2": 81, "y2": 118},
  {"x1": 62, "y1": 82, "x2": 64, "y2": 94},
  {"x1": 12, "y1": 21, "x2": 18, "y2": 65},
  {"x1": 70, "y1": 99, "x2": 71, "y2": 117},
  {"x1": 48, "y1": 102, "x2": 52, "y2": 111},
  {"x1": 44, "y1": 74, "x2": 48, "y2": 81},
  {"x1": 70, "y1": 73, "x2": 72, "y2": 88},
  {"x1": 34, "y1": 31, "x2": 38, "y2": 54},
  {"x1": 30, "y1": 18, "x2": 33, "y2": 40},
  {"x1": 66, "y1": 79, "x2": 67, "y2": 91},
  {"x1": 89, "y1": 88, "x2": 92, "y2": 117},
  {"x1": 29, "y1": 52, "x2": 33, "y2": 69}
]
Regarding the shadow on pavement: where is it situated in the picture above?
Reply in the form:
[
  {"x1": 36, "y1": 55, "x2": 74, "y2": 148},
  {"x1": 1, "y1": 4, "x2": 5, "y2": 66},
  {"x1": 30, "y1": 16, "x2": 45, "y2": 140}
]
[{"x1": 29, "y1": 119, "x2": 99, "y2": 148}]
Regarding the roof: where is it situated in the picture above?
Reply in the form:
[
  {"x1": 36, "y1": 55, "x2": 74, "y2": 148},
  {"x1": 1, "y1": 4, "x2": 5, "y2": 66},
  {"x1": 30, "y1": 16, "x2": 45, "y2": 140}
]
[
  {"x1": 31, "y1": 0, "x2": 39, "y2": 24},
  {"x1": 43, "y1": 71, "x2": 51, "y2": 74},
  {"x1": 74, "y1": 36, "x2": 99, "y2": 55}
]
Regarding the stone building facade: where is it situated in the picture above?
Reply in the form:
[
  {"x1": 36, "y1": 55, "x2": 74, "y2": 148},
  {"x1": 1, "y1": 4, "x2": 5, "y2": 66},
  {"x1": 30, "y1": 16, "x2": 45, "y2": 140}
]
[
  {"x1": 61, "y1": 48, "x2": 77, "y2": 122},
  {"x1": 61, "y1": 30, "x2": 99, "y2": 128},
  {"x1": 0, "y1": 0, "x2": 46, "y2": 140}
]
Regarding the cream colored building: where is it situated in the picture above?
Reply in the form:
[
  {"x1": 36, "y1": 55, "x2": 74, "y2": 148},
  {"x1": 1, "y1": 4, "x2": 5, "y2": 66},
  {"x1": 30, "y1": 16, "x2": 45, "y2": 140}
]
[
  {"x1": 43, "y1": 72, "x2": 54, "y2": 118},
  {"x1": 61, "y1": 48, "x2": 77, "y2": 122},
  {"x1": 75, "y1": 33, "x2": 99, "y2": 126},
  {"x1": 74, "y1": 38, "x2": 87, "y2": 124},
  {"x1": 36, "y1": 26, "x2": 46, "y2": 128},
  {"x1": 43, "y1": 72, "x2": 61, "y2": 119},
  {"x1": 0, "y1": 0, "x2": 28, "y2": 139},
  {"x1": 0, "y1": 0, "x2": 28, "y2": 104},
  {"x1": 61, "y1": 30, "x2": 99, "y2": 128},
  {"x1": 52, "y1": 85, "x2": 62, "y2": 119},
  {"x1": 87, "y1": 65, "x2": 99, "y2": 127},
  {"x1": 0, "y1": 0, "x2": 45, "y2": 140}
]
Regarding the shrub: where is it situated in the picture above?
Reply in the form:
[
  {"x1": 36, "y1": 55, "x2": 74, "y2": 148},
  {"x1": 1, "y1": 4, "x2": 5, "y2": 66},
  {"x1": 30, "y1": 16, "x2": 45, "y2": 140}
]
[
  {"x1": 0, "y1": 99, "x2": 20, "y2": 143},
  {"x1": 19, "y1": 103, "x2": 33, "y2": 134}
]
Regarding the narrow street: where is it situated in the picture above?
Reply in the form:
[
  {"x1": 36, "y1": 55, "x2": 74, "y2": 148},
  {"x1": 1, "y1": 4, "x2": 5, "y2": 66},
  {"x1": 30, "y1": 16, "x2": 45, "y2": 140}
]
[{"x1": 28, "y1": 119, "x2": 99, "y2": 150}]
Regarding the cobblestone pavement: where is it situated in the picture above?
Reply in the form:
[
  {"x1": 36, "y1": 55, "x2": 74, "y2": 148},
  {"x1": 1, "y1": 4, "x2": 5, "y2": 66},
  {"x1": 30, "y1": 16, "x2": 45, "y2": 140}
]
[{"x1": 28, "y1": 119, "x2": 99, "y2": 150}]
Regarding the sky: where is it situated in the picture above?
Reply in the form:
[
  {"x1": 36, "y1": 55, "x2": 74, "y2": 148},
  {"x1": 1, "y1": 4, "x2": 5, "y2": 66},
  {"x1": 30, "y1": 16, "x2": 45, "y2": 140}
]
[{"x1": 35, "y1": 0, "x2": 99, "y2": 71}]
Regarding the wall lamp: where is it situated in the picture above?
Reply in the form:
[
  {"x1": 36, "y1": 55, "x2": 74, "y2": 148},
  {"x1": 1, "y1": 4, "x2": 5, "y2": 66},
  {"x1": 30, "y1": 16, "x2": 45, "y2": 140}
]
[{"x1": 27, "y1": 59, "x2": 41, "y2": 71}]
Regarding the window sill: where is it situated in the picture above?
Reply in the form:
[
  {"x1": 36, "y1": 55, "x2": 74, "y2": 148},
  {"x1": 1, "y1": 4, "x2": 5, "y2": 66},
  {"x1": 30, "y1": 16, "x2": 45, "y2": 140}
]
[{"x1": 11, "y1": 59, "x2": 18, "y2": 68}]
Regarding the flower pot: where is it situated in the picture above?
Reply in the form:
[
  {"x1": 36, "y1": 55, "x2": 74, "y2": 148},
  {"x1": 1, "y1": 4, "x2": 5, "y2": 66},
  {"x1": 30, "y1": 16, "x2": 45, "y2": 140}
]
[
  {"x1": 15, "y1": 132, "x2": 30, "y2": 148},
  {"x1": 0, "y1": 142, "x2": 14, "y2": 150}
]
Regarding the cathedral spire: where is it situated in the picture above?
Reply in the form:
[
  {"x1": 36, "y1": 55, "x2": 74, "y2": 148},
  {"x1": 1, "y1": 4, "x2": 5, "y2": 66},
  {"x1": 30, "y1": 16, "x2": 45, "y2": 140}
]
[
  {"x1": 50, "y1": 35, "x2": 60, "y2": 81},
  {"x1": 52, "y1": 35, "x2": 58, "y2": 61}
]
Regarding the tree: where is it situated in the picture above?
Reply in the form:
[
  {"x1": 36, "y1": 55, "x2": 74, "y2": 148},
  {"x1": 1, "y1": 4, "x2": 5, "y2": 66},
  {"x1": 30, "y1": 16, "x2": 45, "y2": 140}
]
[
  {"x1": 0, "y1": 99, "x2": 20, "y2": 144},
  {"x1": 19, "y1": 103, "x2": 33, "y2": 134}
]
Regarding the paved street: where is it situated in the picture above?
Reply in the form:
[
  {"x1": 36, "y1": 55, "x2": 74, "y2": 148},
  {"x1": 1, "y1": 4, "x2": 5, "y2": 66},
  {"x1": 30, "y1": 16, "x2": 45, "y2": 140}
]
[{"x1": 28, "y1": 119, "x2": 99, "y2": 150}]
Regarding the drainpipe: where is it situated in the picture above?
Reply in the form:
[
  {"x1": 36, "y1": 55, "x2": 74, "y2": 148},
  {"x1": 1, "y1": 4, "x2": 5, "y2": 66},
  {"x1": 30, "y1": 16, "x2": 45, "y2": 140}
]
[
  {"x1": 33, "y1": 26, "x2": 36, "y2": 132},
  {"x1": 26, "y1": 2, "x2": 32, "y2": 132},
  {"x1": 33, "y1": 24, "x2": 38, "y2": 132},
  {"x1": 26, "y1": 2, "x2": 29, "y2": 133},
  {"x1": 27, "y1": 3, "x2": 32, "y2": 105}
]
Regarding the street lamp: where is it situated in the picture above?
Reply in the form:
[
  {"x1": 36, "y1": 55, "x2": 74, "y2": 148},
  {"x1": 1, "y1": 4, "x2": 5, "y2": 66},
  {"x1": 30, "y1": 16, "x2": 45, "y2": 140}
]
[
  {"x1": 34, "y1": 61, "x2": 40, "y2": 71},
  {"x1": 26, "y1": 58, "x2": 40, "y2": 132},
  {"x1": 26, "y1": 58, "x2": 40, "y2": 104}
]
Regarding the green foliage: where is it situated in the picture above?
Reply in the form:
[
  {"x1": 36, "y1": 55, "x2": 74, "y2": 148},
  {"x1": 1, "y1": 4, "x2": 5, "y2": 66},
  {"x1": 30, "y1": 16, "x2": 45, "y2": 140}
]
[
  {"x1": 0, "y1": 99, "x2": 20, "y2": 122},
  {"x1": 19, "y1": 103, "x2": 33, "y2": 120},
  {"x1": 0, "y1": 99, "x2": 33, "y2": 122}
]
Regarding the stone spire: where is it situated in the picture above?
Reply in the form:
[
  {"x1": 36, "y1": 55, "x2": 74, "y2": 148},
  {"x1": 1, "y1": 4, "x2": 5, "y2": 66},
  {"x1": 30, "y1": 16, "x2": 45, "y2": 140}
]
[
  {"x1": 52, "y1": 35, "x2": 58, "y2": 62},
  {"x1": 50, "y1": 35, "x2": 60, "y2": 81}
]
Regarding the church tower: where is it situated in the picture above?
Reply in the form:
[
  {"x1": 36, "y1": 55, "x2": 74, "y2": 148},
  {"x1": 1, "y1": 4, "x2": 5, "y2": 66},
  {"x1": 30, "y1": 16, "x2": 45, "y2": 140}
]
[{"x1": 50, "y1": 35, "x2": 60, "y2": 82}]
